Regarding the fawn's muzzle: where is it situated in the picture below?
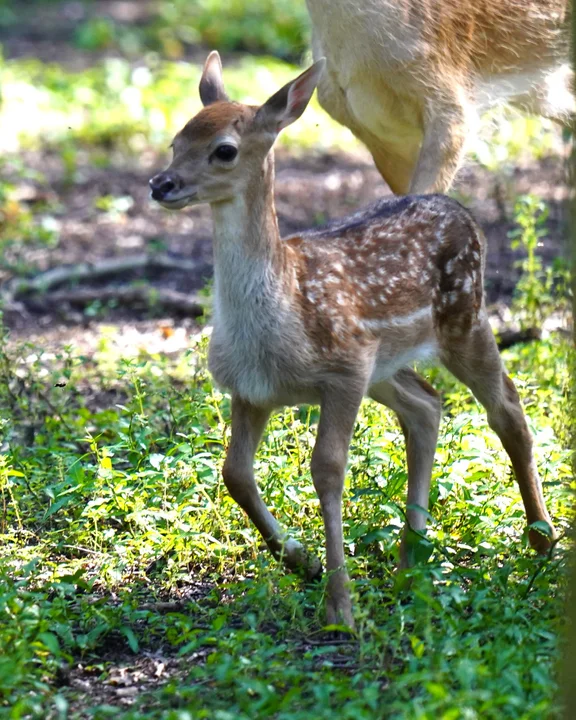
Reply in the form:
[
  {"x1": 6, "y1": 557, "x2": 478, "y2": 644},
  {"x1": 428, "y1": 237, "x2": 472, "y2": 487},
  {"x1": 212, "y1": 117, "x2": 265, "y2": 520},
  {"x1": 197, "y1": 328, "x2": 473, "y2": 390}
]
[{"x1": 149, "y1": 172, "x2": 183, "y2": 201}]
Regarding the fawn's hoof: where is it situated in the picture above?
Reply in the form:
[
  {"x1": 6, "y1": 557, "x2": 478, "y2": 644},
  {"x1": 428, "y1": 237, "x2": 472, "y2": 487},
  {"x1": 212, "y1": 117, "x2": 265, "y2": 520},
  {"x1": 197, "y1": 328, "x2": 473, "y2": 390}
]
[{"x1": 282, "y1": 539, "x2": 323, "y2": 581}]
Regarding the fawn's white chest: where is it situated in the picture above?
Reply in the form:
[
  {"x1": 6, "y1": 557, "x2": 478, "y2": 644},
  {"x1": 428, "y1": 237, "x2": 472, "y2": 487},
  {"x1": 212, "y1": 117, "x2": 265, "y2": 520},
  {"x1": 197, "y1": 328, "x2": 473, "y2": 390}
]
[{"x1": 208, "y1": 252, "x2": 306, "y2": 405}]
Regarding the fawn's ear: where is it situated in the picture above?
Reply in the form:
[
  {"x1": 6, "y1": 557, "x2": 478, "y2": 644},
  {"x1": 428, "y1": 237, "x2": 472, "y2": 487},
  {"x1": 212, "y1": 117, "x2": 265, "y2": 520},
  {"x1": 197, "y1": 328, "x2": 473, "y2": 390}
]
[
  {"x1": 255, "y1": 58, "x2": 326, "y2": 133},
  {"x1": 199, "y1": 51, "x2": 229, "y2": 106}
]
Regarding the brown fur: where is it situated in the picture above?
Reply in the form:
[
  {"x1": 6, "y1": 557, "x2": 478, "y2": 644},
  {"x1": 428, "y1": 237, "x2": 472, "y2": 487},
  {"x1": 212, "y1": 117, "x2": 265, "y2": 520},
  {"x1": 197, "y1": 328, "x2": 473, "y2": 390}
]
[{"x1": 179, "y1": 102, "x2": 255, "y2": 143}]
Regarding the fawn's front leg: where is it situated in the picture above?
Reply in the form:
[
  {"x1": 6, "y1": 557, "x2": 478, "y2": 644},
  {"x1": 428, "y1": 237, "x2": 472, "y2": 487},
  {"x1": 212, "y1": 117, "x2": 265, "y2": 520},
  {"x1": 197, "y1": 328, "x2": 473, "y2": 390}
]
[
  {"x1": 311, "y1": 384, "x2": 365, "y2": 629},
  {"x1": 223, "y1": 395, "x2": 322, "y2": 579}
]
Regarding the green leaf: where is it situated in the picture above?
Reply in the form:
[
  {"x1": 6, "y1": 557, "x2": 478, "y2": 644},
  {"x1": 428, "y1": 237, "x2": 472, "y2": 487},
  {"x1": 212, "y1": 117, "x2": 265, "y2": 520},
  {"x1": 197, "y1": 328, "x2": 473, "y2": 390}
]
[
  {"x1": 405, "y1": 503, "x2": 435, "y2": 523},
  {"x1": 44, "y1": 495, "x2": 74, "y2": 519},
  {"x1": 528, "y1": 520, "x2": 554, "y2": 539},
  {"x1": 38, "y1": 632, "x2": 61, "y2": 655},
  {"x1": 120, "y1": 627, "x2": 139, "y2": 653},
  {"x1": 403, "y1": 527, "x2": 434, "y2": 566},
  {"x1": 410, "y1": 635, "x2": 425, "y2": 658}
]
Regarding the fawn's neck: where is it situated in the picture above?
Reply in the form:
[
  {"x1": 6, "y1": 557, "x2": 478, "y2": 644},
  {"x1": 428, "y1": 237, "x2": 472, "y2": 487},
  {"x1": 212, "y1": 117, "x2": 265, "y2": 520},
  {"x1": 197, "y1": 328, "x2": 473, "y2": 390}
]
[{"x1": 210, "y1": 153, "x2": 289, "y2": 308}]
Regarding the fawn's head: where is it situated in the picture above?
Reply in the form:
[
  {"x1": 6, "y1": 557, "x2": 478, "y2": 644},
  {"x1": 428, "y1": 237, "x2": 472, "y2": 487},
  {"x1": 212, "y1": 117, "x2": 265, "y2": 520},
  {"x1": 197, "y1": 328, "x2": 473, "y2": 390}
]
[{"x1": 149, "y1": 51, "x2": 325, "y2": 209}]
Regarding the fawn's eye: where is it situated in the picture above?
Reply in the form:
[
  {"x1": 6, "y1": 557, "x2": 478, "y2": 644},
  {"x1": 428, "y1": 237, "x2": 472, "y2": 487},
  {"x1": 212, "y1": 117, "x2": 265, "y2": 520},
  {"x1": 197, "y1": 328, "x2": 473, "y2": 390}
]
[{"x1": 212, "y1": 144, "x2": 238, "y2": 162}]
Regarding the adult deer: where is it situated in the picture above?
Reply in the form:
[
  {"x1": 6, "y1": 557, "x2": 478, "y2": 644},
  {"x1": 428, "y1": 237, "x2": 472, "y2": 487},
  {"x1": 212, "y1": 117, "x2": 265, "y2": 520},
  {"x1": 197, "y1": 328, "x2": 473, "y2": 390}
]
[
  {"x1": 149, "y1": 53, "x2": 556, "y2": 628},
  {"x1": 306, "y1": 0, "x2": 573, "y2": 193}
]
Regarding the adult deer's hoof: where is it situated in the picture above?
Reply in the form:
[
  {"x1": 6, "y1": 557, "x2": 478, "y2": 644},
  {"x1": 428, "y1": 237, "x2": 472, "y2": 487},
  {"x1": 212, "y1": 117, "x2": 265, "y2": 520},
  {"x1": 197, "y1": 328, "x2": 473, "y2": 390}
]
[{"x1": 325, "y1": 594, "x2": 355, "y2": 632}]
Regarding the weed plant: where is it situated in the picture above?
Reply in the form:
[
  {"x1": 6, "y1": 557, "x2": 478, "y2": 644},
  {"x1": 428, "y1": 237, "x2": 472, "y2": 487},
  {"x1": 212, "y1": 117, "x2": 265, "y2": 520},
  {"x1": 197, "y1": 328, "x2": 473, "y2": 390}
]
[{"x1": 510, "y1": 195, "x2": 571, "y2": 330}]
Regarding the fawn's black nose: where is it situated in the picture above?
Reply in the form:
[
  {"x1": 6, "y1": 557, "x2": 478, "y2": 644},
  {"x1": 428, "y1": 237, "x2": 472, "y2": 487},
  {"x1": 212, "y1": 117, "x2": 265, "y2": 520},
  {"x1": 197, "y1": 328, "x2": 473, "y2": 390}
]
[{"x1": 149, "y1": 173, "x2": 182, "y2": 201}]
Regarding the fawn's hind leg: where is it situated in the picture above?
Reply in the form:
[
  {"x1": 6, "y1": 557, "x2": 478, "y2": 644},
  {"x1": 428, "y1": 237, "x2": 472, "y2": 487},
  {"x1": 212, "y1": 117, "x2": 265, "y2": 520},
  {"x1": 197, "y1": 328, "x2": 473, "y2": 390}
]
[
  {"x1": 369, "y1": 369, "x2": 442, "y2": 568},
  {"x1": 439, "y1": 317, "x2": 556, "y2": 551}
]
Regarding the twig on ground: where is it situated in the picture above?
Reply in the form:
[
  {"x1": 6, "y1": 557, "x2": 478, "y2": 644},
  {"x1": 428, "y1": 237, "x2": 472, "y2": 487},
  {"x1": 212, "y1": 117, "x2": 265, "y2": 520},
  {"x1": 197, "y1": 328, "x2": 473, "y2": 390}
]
[
  {"x1": 496, "y1": 326, "x2": 541, "y2": 350},
  {"x1": 1, "y1": 254, "x2": 208, "y2": 316},
  {"x1": 28, "y1": 286, "x2": 205, "y2": 317},
  {"x1": 138, "y1": 601, "x2": 188, "y2": 612},
  {"x1": 4, "y1": 254, "x2": 205, "y2": 300}
]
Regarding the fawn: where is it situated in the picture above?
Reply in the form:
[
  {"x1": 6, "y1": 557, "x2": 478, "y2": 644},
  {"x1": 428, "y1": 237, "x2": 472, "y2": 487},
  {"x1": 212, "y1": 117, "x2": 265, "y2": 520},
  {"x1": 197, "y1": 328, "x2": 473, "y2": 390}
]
[
  {"x1": 306, "y1": 0, "x2": 573, "y2": 193},
  {"x1": 149, "y1": 53, "x2": 556, "y2": 628}
]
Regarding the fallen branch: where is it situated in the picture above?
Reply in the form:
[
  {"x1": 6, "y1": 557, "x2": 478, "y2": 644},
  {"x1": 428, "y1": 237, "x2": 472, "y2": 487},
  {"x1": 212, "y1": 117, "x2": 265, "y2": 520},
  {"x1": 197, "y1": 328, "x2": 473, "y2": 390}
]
[
  {"x1": 4, "y1": 253, "x2": 207, "y2": 300},
  {"x1": 27, "y1": 286, "x2": 206, "y2": 317},
  {"x1": 138, "y1": 601, "x2": 188, "y2": 613},
  {"x1": 496, "y1": 326, "x2": 541, "y2": 350}
]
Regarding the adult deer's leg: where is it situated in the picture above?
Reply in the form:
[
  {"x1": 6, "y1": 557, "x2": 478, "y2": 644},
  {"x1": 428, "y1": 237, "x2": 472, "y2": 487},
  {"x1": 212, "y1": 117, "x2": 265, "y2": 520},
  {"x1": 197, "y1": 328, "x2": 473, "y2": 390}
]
[
  {"x1": 311, "y1": 383, "x2": 365, "y2": 628},
  {"x1": 510, "y1": 64, "x2": 575, "y2": 126},
  {"x1": 315, "y1": 66, "x2": 416, "y2": 194},
  {"x1": 369, "y1": 369, "x2": 442, "y2": 567},
  {"x1": 439, "y1": 318, "x2": 556, "y2": 551},
  {"x1": 369, "y1": 145, "x2": 417, "y2": 196},
  {"x1": 223, "y1": 395, "x2": 322, "y2": 578},
  {"x1": 409, "y1": 83, "x2": 472, "y2": 194}
]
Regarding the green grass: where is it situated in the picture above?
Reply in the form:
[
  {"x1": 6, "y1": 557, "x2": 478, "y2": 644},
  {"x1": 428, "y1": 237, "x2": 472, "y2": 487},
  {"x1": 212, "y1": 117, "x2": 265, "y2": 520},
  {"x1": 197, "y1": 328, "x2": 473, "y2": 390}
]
[
  {"x1": 151, "y1": 0, "x2": 310, "y2": 59},
  {"x1": 1, "y1": 0, "x2": 309, "y2": 60},
  {"x1": 0, "y1": 321, "x2": 572, "y2": 719}
]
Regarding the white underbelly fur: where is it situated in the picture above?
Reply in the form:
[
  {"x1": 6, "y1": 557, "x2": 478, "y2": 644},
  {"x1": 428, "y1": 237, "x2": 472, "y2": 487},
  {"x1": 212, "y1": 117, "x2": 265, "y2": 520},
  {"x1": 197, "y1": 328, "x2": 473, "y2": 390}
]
[{"x1": 369, "y1": 339, "x2": 439, "y2": 387}]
